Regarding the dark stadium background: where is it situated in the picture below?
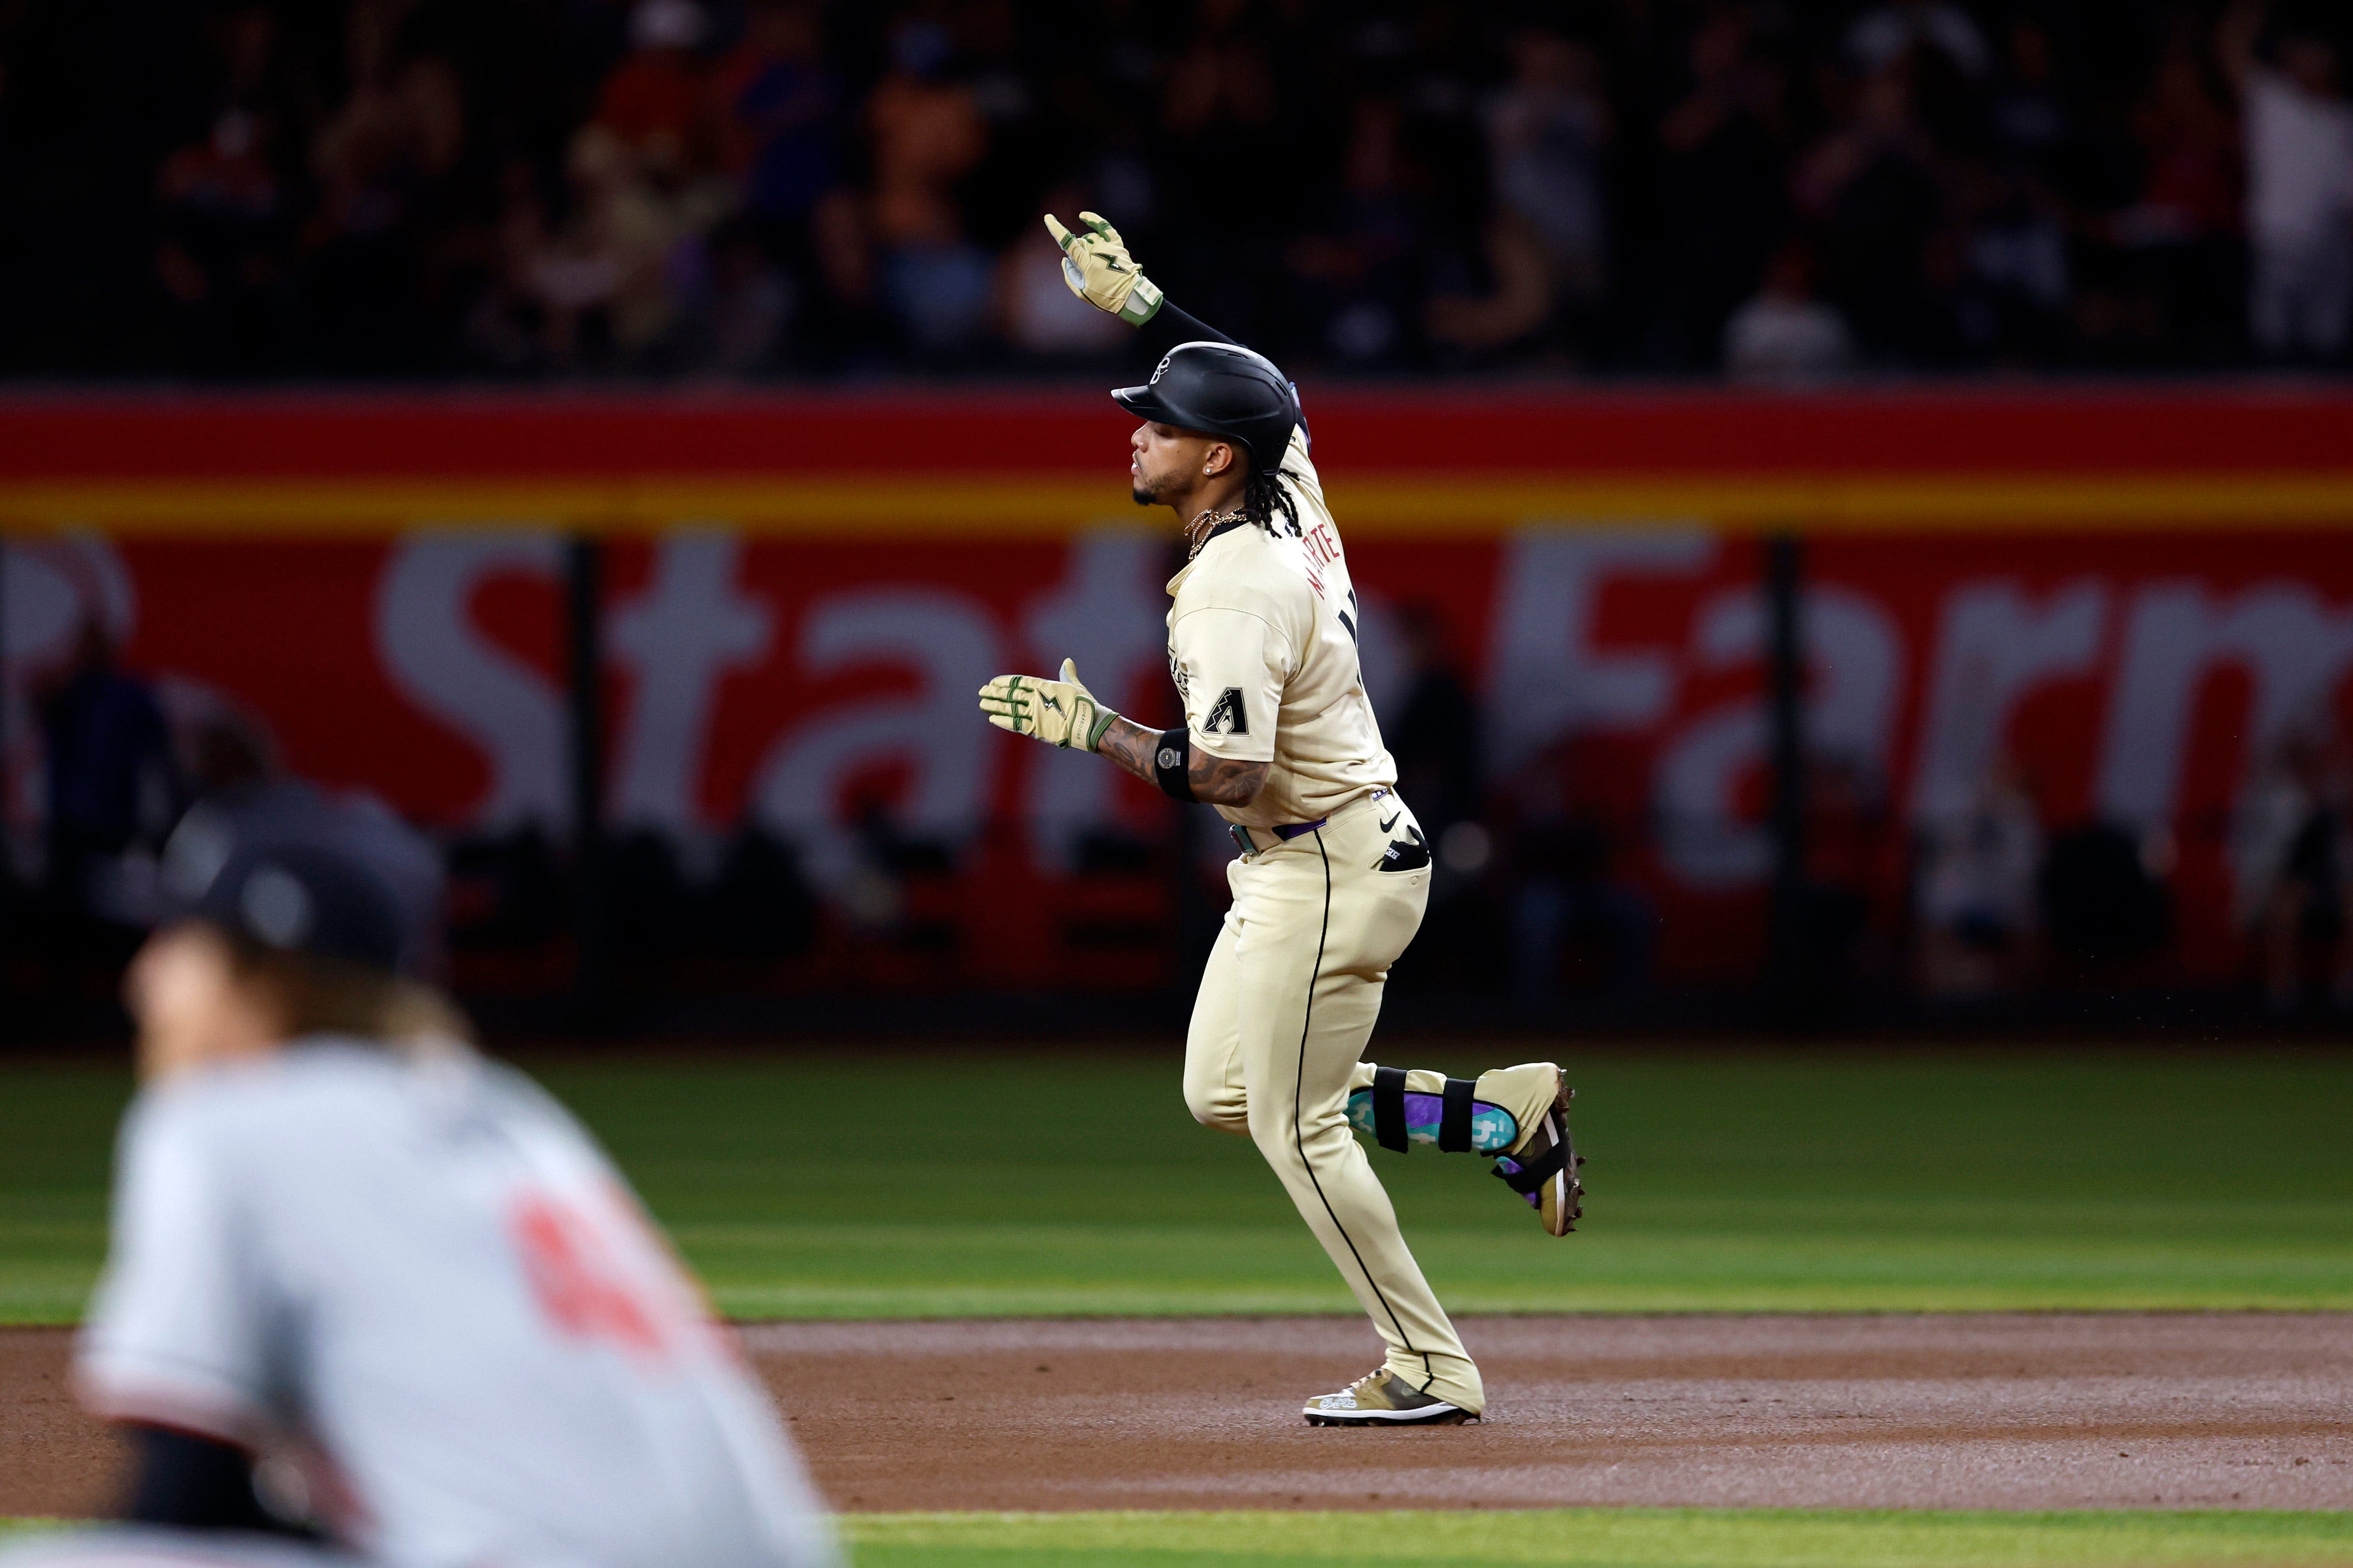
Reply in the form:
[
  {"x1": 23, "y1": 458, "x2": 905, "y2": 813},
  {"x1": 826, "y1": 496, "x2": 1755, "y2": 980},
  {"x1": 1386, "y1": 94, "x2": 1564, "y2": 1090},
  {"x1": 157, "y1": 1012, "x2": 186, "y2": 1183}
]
[
  {"x1": 7, "y1": 0, "x2": 2347, "y2": 377},
  {"x1": 6, "y1": 0, "x2": 2353, "y2": 1037}
]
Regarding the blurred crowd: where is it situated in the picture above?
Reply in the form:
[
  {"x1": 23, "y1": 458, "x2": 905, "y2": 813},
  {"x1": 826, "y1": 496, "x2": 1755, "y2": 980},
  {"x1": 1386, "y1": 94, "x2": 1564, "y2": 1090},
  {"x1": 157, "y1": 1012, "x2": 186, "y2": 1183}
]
[
  {"x1": 2, "y1": 0, "x2": 2350, "y2": 379},
  {"x1": 1385, "y1": 615, "x2": 2353, "y2": 1018},
  {"x1": 15, "y1": 607, "x2": 2353, "y2": 1022}
]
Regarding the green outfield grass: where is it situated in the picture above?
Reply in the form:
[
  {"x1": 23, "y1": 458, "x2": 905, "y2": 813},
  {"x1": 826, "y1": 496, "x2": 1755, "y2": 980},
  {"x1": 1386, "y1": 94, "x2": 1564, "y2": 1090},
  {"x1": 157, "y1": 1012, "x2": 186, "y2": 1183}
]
[
  {"x1": 7, "y1": 1511, "x2": 2352, "y2": 1566},
  {"x1": 2, "y1": 1047, "x2": 2349, "y2": 1323},
  {"x1": 834, "y1": 1511, "x2": 2353, "y2": 1568}
]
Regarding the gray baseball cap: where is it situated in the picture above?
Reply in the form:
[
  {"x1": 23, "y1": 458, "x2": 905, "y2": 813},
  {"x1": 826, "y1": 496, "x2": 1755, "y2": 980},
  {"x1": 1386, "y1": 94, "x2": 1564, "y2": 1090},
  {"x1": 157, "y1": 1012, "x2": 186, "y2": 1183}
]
[{"x1": 160, "y1": 786, "x2": 437, "y2": 976}]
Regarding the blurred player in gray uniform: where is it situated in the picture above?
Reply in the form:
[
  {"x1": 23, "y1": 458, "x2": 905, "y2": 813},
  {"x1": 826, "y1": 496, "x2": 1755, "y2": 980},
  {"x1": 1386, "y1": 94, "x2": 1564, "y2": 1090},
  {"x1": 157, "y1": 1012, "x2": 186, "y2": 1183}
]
[
  {"x1": 0, "y1": 801, "x2": 836, "y2": 1568},
  {"x1": 980, "y1": 214, "x2": 1583, "y2": 1428}
]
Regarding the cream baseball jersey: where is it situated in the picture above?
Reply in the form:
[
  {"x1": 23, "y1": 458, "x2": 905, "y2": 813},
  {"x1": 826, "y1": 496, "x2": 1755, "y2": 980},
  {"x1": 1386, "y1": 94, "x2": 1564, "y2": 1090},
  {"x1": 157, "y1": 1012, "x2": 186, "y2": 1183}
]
[
  {"x1": 79, "y1": 1040, "x2": 836, "y2": 1568},
  {"x1": 1165, "y1": 428, "x2": 1397, "y2": 832}
]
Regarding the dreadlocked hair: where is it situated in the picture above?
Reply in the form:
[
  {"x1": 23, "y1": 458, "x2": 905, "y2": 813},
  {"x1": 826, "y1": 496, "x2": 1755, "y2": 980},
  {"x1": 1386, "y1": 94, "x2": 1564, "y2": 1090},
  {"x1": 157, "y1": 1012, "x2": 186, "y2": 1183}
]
[{"x1": 1241, "y1": 462, "x2": 1303, "y2": 539}]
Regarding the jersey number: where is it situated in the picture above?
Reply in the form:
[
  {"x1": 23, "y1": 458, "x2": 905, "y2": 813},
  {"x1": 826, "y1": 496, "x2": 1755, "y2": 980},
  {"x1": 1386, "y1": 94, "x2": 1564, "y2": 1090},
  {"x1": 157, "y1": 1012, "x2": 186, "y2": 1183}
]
[{"x1": 508, "y1": 1191, "x2": 672, "y2": 1360}]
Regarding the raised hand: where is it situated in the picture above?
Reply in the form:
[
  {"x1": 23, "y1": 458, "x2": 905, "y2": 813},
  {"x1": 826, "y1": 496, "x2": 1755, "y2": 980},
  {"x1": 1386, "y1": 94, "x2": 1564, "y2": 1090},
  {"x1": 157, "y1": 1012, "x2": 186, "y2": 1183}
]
[{"x1": 1043, "y1": 211, "x2": 1165, "y2": 326}]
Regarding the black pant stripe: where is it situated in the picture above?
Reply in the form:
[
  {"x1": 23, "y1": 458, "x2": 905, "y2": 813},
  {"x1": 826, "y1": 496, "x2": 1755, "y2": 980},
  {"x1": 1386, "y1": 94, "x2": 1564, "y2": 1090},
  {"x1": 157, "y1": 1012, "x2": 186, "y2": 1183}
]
[{"x1": 1293, "y1": 830, "x2": 1433, "y2": 1392}]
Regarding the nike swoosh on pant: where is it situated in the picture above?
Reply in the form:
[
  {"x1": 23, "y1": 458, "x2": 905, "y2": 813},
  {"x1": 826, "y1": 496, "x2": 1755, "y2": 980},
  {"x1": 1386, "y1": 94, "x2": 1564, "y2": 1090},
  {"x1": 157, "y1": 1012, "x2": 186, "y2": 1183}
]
[{"x1": 1378, "y1": 813, "x2": 1400, "y2": 832}]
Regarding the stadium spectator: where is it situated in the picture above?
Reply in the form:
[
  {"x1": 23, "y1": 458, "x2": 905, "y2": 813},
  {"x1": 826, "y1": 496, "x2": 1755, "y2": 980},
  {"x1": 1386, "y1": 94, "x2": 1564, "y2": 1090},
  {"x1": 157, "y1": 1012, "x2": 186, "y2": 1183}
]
[
  {"x1": 1985, "y1": 16, "x2": 2068, "y2": 181},
  {"x1": 302, "y1": 18, "x2": 466, "y2": 373},
  {"x1": 2238, "y1": 721, "x2": 2353, "y2": 1010},
  {"x1": 153, "y1": 6, "x2": 295, "y2": 374},
  {"x1": 595, "y1": 0, "x2": 710, "y2": 175},
  {"x1": 37, "y1": 621, "x2": 179, "y2": 954},
  {"x1": 1496, "y1": 736, "x2": 1655, "y2": 1003},
  {"x1": 530, "y1": 0, "x2": 746, "y2": 366},
  {"x1": 0, "y1": 0, "x2": 2344, "y2": 378},
  {"x1": 1161, "y1": 0, "x2": 1285, "y2": 332},
  {"x1": 1485, "y1": 29, "x2": 1611, "y2": 329},
  {"x1": 1424, "y1": 209, "x2": 1554, "y2": 359},
  {"x1": 1846, "y1": 0, "x2": 1992, "y2": 81},
  {"x1": 1794, "y1": 54, "x2": 1957, "y2": 364},
  {"x1": 674, "y1": 214, "x2": 798, "y2": 372},
  {"x1": 1287, "y1": 96, "x2": 1430, "y2": 366},
  {"x1": 1955, "y1": 164, "x2": 2069, "y2": 361},
  {"x1": 950, "y1": 0, "x2": 1054, "y2": 255},
  {"x1": 1385, "y1": 605, "x2": 1485, "y2": 846},
  {"x1": 2087, "y1": 27, "x2": 2244, "y2": 361},
  {"x1": 1653, "y1": 5, "x2": 1793, "y2": 367},
  {"x1": 1797, "y1": 750, "x2": 1893, "y2": 1014},
  {"x1": 156, "y1": 106, "x2": 290, "y2": 375},
  {"x1": 1913, "y1": 752, "x2": 2043, "y2": 998},
  {"x1": 865, "y1": 13, "x2": 992, "y2": 356},
  {"x1": 525, "y1": 123, "x2": 690, "y2": 364},
  {"x1": 710, "y1": 2, "x2": 840, "y2": 231},
  {"x1": 1724, "y1": 241, "x2": 1856, "y2": 380},
  {"x1": 708, "y1": 0, "x2": 844, "y2": 363},
  {"x1": 462, "y1": 158, "x2": 559, "y2": 370},
  {"x1": 2224, "y1": 0, "x2": 2353, "y2": 360}
]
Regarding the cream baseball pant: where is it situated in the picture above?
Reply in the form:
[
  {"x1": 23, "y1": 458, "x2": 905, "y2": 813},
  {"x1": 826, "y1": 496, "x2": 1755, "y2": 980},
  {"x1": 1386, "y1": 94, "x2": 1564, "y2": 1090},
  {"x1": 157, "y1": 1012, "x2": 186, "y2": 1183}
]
[{"x1": 1181, "y1": 793, "x2": 1557, "y2": 1416}]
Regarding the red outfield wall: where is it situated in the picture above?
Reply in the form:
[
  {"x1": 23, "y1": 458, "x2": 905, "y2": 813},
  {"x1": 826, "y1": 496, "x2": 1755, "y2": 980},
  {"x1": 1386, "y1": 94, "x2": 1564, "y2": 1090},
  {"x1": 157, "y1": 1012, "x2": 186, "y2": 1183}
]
[{"x1": 8, "y1": 387, "x2": 2353, "y2": 982}]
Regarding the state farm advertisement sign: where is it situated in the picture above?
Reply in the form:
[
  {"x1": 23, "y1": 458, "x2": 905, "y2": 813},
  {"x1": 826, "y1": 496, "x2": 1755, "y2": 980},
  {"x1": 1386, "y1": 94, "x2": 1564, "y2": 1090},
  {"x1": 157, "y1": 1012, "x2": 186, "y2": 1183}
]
[{"x1": 8, "y1": 527, "x2": 2350, "y2": 980}]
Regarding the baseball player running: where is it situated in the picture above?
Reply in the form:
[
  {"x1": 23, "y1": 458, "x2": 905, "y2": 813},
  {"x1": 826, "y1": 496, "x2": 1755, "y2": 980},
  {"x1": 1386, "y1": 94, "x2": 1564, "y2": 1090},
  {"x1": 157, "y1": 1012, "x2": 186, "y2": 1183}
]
[
  {"x1": 1, "y1": 799, "x2": 835, "y2": 1568},
  {"x1": 980, "y1": 213, "x2": 1583, "y2": 1428}
]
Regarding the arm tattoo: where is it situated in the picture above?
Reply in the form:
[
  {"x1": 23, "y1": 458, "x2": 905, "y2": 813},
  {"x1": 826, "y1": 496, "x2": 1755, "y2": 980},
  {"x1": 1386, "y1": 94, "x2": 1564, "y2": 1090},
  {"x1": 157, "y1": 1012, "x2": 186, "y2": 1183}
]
[
  {"x1": 1095, "y1": 717, "x2": 1269, "y2": 806},
  {"x1": 1191, "y1": 749, "x2": 1269, "y2": 806},
  {"x1": 1095, "y1": 716, "x2": 1161, "y2": 784}
]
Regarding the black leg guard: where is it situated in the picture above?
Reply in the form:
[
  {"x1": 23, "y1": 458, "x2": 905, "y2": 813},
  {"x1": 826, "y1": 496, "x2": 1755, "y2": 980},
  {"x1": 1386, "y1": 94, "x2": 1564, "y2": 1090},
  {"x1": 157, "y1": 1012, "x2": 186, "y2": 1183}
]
[
  {"x1": 1438, "y1": 1078, "x2": 1477, "y2": 1152},
  {"x1": 1372, "y1": 1066, "x2": 1410, "y2": 1153}
]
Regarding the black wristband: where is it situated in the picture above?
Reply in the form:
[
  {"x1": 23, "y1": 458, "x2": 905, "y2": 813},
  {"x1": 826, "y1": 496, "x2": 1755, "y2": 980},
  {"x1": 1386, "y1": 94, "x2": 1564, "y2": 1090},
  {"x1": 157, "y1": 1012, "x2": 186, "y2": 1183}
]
[{"x1": 1153, "y1": 728, "x2": 1195, "y2": 802}]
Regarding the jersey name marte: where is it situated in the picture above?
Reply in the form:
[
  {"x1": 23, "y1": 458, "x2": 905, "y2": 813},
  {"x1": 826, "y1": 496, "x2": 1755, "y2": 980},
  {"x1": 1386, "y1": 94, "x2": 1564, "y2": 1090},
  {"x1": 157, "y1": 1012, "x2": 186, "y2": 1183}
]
[{"x1": 1165, "y1": 427, "x2": 1398, "y2": 832}]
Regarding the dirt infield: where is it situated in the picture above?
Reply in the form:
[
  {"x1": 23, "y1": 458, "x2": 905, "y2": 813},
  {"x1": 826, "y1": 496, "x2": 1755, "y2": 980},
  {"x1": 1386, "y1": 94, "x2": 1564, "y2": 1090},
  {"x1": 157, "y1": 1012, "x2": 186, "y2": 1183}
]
[{"x1": 7, "y1": 1315, "x2": 2349, "y2": 1516}]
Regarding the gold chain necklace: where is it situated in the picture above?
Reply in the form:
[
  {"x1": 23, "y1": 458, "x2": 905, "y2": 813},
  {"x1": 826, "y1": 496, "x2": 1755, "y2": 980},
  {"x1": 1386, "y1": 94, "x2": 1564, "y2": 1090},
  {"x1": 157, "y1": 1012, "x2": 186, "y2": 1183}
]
[{"x1": 1184, "y1": 507, "x2": 1246, "y2": 560}]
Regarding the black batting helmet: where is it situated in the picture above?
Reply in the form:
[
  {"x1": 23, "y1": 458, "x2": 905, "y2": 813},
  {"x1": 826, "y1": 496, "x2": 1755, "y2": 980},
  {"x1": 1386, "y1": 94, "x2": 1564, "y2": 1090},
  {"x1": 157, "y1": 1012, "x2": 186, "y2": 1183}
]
[{"x1": 1112, "y1": 341, "x2": 1298, "y2": 471}]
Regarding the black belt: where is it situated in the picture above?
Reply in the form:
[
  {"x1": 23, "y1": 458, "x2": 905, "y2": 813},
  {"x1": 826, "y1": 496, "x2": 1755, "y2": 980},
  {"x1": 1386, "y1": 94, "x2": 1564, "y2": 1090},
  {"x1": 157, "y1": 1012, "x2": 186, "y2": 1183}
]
[
  {"x1": 1228, "y1": 818, "x2": 1325, "y2": 856},
  {"x1": 1227, "y1": 789, "x2": 1390, "y2": 857}
]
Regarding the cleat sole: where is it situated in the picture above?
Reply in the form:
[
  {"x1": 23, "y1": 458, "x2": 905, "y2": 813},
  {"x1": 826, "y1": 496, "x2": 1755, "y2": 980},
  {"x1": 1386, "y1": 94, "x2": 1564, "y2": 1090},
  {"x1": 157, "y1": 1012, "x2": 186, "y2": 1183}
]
[{"x1": 1545, "y1": 1075, "x2": 1583, "y2": 1237}]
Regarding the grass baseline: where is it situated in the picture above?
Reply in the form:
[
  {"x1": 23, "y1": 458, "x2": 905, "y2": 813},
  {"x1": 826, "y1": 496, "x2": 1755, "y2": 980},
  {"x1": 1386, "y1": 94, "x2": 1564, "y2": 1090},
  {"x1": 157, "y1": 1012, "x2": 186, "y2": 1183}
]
[
  {"x1": 6, "y1": 1512, "x2": 2351, "y2": 1567},
  {"x1": 840, "y1": 1510, "x2": 2353, "y2": 1568}
]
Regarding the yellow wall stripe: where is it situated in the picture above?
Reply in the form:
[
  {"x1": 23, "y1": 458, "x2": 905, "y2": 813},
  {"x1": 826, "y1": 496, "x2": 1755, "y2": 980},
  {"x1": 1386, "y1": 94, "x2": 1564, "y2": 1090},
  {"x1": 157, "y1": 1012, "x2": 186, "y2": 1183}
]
[{"x1": 6, "y1": 473, "x2": 2353, "y2": 537}]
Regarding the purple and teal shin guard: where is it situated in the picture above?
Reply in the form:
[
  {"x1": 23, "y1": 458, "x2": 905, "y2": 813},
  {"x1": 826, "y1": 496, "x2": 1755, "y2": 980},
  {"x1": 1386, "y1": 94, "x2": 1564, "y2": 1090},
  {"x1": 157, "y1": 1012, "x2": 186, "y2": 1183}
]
[{"x1": 1344, "y1": 1066, "x2": 1520, "y2": 1155}]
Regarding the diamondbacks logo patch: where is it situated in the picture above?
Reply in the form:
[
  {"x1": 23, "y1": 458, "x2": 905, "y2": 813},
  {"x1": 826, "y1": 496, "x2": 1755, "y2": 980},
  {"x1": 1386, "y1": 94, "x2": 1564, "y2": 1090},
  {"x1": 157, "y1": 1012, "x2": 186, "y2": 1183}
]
[{"x1": 1202, "y1": 687, "x2": 1248, "y2": 736}]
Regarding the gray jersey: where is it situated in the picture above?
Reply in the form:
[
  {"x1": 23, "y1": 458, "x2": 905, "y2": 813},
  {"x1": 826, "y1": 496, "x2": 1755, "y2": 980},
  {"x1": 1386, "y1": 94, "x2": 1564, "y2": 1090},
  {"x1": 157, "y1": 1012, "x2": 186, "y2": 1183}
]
[{"x1": 78, "y1": 1041, "x2": 835, "y2": 1568}]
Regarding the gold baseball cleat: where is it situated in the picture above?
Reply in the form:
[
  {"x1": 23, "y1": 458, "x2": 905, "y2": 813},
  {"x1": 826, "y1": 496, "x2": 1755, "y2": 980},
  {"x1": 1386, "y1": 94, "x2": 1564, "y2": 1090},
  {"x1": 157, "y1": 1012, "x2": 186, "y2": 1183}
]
[
  {"x1": 1302, "y1": 1368, "x2": 1478, "y2": 1426},
  {"x1": 1493, "y1": 1068, "x2": 1584, "y2": 1236}
]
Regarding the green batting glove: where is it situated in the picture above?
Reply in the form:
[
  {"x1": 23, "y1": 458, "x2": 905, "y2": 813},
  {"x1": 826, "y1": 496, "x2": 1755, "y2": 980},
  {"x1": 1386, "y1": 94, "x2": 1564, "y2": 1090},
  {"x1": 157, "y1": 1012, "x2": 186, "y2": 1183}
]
[
  {"x1": 1042, "y1": 211, "x2": 1164, "y2": 326},
  {"x1": 979, "y1": 657, "x2": 1122, "y2": 751}
]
